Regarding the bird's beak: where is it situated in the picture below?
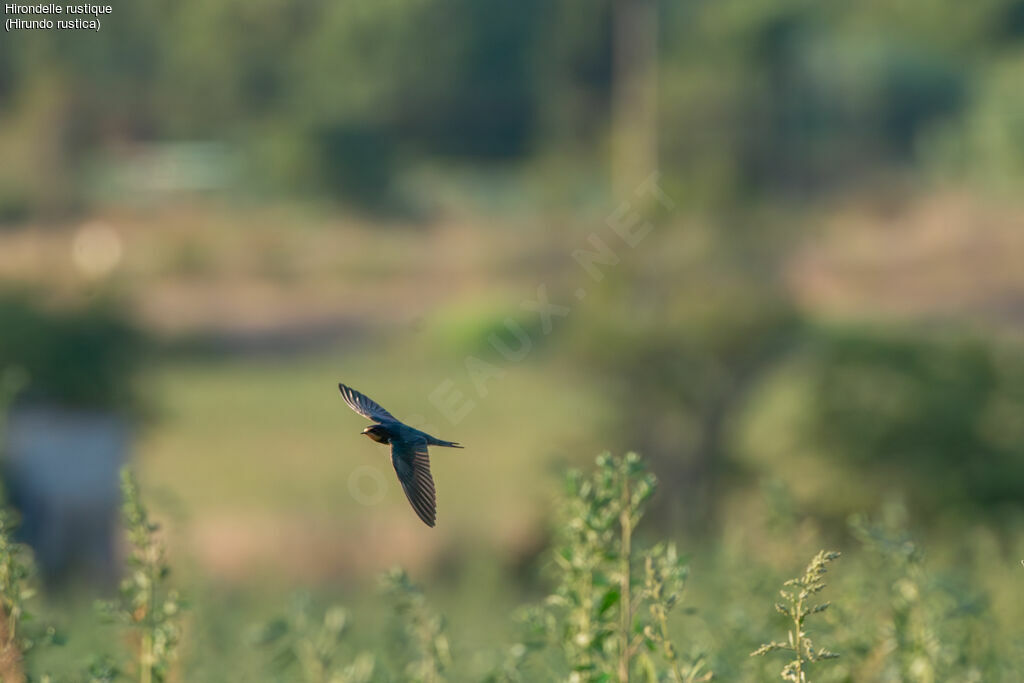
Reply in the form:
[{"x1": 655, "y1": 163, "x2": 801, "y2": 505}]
[{"x1": 360, "y1": 426, "x2": 373, "y2": 436}]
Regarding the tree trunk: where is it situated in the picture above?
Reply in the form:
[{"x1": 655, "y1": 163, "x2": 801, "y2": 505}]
[
  {"x1": 611, "y1": 0, "x2": 659, "y2": 199},
  {"x1": 0, "y1": 606, "x2": 26, "y2": 683}
]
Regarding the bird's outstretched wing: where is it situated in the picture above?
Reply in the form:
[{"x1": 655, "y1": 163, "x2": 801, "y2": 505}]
[
  {"x1": 338, "y1": 383, "x2": 399, "y2": 423},
  {"x1": 391, "y1": 439, "x2": 437, "y2": 527}
]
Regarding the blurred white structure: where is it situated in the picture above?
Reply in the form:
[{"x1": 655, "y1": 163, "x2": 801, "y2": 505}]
[{"x1": 4, "y1": 406, "x2": 128, "y2": 583}]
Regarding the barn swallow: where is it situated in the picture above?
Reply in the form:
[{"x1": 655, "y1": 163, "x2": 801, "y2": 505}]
[{"x1": 338, "y1": 383, "x2": 463, "y2": 527}]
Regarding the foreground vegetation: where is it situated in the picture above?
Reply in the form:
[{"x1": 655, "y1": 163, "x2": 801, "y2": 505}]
[{"x1": 1, "y1": 453, "x2": 1020, "y2": 681}]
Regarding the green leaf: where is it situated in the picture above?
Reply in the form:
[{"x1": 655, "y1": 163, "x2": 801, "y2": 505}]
[{"x1": 598, "y1": 588, "x2": 621, "y2": 617}]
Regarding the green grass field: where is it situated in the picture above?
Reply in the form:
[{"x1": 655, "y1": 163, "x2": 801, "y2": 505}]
[{"x1": 139, "y1": 337, "x2": 609, "y2": 541}]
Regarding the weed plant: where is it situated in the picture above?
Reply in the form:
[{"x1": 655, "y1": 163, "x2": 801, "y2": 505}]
[{"x1": 0, "y1": 454, "x2": 1020, "y2": 681}]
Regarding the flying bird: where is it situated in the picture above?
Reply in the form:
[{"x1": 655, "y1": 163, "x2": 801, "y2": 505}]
[{"x1": 338, "y1": 383, "x2": 463, "y2": 527}]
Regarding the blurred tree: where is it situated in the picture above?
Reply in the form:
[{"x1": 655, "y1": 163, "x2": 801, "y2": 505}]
[
  {"x1": 391, "y1": 0, "x2": 547, "y2": 160},
  {"x1": 570, "y1": 216, "x2": 804, "y2": 530},
  {"x1": 0, "y1": 293, "x2": 147, "y2": 414},
  {"x1": 611, "y1": 0, "x2": 659, "y2": 197},
  {"x1": 658, "y1": 0, "x2": 967, "y2": 205},
  {"x1": 803, "y1": 328, "x2": 1024, "y2": 512},
  {"x1": 927, "y1": 55, "x2": 1024, "y2": 192},
  {"x1": 3, "y1": 0, "x2": 1021, "y2": 212}
]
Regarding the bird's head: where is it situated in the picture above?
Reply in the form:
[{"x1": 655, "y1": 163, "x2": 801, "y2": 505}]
[{"x1": 361, "y1": 424, "x2": 391, "y2": 445}]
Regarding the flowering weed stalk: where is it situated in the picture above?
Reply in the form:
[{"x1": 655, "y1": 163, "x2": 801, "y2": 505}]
[
  {"x1": 97, "y1": 470, "x2": 183, "y2": 683},
  {"x1": 752, "y1": 550, "x2": 840, "y2": 682}
]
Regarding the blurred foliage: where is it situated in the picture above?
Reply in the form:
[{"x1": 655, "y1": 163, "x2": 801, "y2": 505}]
[
  {"x1": 0, "y1": 293, "x2": 149, "y2": 414},
  {"x1": 6, "y1": 0, "x2": 1024, "y2": 212},
  {"x1": 572, "y1": 206, "x2": 1024, "y2": 525},
  {"x1": 660, "y1": 0, "x2": 969, "y2": 203},
  {"x1": 571, "y1": 229, "x2": 805, "y2": 528},
  {"x1": 846, "y1": 506, "x2": 993, "y2": 681},
  {"x1": 2, "y1": 453, "x2": 1020, "y2": 680},
  {"x1": 802, "y1": 327, "x2": 1024, "y2": 511},
  {"x1": 380, "y1": 568, "x2": 452, "y2": 683},
  {"x1": 250, "y1": 593, "x2": 375, "y2": 683}
]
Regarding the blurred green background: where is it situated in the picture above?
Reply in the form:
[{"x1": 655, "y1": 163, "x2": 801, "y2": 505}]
[{"x1": 3, "y1": 0, "x2": 1024, "y2": 679}]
